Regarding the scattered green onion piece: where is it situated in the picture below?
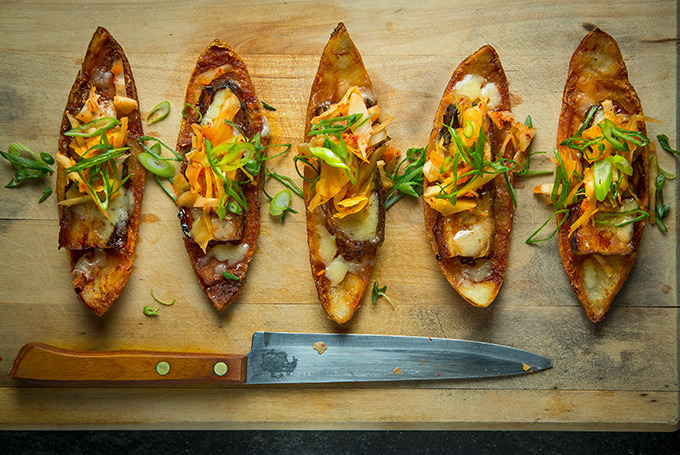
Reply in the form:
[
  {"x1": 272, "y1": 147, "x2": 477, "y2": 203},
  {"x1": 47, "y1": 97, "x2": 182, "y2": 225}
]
[
  {"x1": 526, "y1": 209, "x2": 569, "y2": 244},
  {"x1": 137, "y1": 136, "x2": 183, "y2": 161},
  {"x1": 371, "y1": 282, "x2": 395, "y2": 308},
  {"x1": 151, "y1": 289, "x2": 176, "y2": 306},
  {"x1": 524, "y1": 115, "x2": 533, "y2": 128},
  {"x1": 657, "y1": 134, "x2": 679, "y2": 156},
  {"x1": 143, "y1": 306, "x2": 160, "y2": 316},
  {"x1": 269, "y1": 189, "x2": 292, "y2": 216},
  {"x1": 64, "y1": 117, "x2": 119, "y2": 137},
  {"x1": 182, "y1": 103, "x2": 202, "y2": 122},
  {"x1": 138, "y1": 152, "x2": 176, "y2": 178},
  {"x1": 39, "y1": 186, "x2": 52, "y2": 203},
  {"x1": 266, "y1": 170, "x2": 303, "y2": 198},
  {"x1": 154, "y1": 174, "x2": 176, "y2": 202},
  {"x1": 40, "y1": 152, "x2": 54, "y2": 165},
  {"x1": 222, "y1": 271, "x2": 240, "y2": 281},
  {"x1": 147, "y1": 101, "x2": 171, "y2": 125},
  {"x1": 262, "y1": 101, "x2": 277, "y2": 111}
]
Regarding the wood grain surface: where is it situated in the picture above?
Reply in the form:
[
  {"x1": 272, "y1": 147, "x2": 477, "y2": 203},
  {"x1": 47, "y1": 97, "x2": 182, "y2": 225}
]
[{"x1": 0, "y1": 0, "x2": 677, "y2": 429}]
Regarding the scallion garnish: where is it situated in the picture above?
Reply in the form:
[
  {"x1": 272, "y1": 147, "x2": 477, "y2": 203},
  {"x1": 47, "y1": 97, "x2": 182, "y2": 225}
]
[
  {"x1": 151, "y1": 289, "x2": 176, "y2": 306},
  {"x1": 221, "y1": 271, "x2": 240, "y2": 281},
  {"x1": 64, "y1": 117, "x2": 120, "y2": 137},
  {"x1": 138, "y1": 152, "x2": 176, "y2": 178},
  {"x1": 39, "y1": 186, "x2": 52, "y2": 203},
  {"x1": 657, "y1": 134, "x2": 679, "y2": 156},
  {"x1": 594, "y1": 209, "x2": 649, "y2": 228},
  {"x1": 0, "y1": 142, "x2": 54, "y2": 188},
  {"x1": 143, "y1": 306, "x2": 160, "y2": 316},
  {"x1": 182, "y1": 102, "x2": 202, "y2": 122},
  {"x1": 525, "y1": 208, "x2": 570, "y2": 244},
  {"x1": 384, "y1": 147, "x2": 425, "y2": 210},
  {"x1": 262, "y1": 101, "x2": 277, "y2": 111},
  {"x1": 266, "y1": 169, "x2": 303, "y2": 198},
  {"x1": 147, "y1": 101, "x2": 171, "y2": 125},
  {"x1": 371, "y1": 282, "x2": 394, "y2": 308},
  {"x1": 269, "y1": 189, "x2": 293, "y2": 216},
  {"x1": 63, "y1": 136, "x2": 130, "y2": 215}
]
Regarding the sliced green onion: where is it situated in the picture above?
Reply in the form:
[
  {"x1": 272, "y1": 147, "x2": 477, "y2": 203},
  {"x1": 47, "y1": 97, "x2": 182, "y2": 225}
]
[
  {"x1": 64, "y1": 148, "x2": 127, "y2": 173},
  {"x1": 138, "y1": 152, "x2": 176, "y2": 178},
  {"x1": 147, "y1": 101, "x2": 171, "y2": 125},
  {"x1": 657, "y1": 134, "x2": 679, "y2": 156},
  {"x1": 262, "y1": 101, "x2": 277, "y2": 111},
  {"x1": 526, "y1": 208, "x2": 569, "y2": 244},
  {"x1": 151, "y1": 289, "x2": 176, "y2": 306},
  {"x1": 611, "y1": 154, "x2": 633, "y2": 176},
  {"x1": 222, "y1": 271, "x2": 240, "y2": 281},
  {"x1": 594, "y1": 209, "x2": 649, "y2": 227},
  {"x1": 269, "y1": 189, "x2": 292, "y2": 216},
  {"x1": 266, "y1": 170, "x2": 303, "y2": 198},
  {"x1": 64, "y1": 117, "x2": 119, "y2": 137},
  {"x1": 598, "y1": 119, "x2": 628, "y2": 151},
  {"x1": 154, "y1": 174, "x2": 176, "y2": 201},
  {"x1": 182, "y1": 103, "x2": 202, "y2": 122},
  {"x1": 463, "y1": 120, "x2": 475, "y2": 138},
  {"x1": 39, "y1": 186, "x2": 52, "y2": 203},
  {"x1": 40, "y1": 152, "x2": 55, "y2": 165},
  {"x1": 593, "y1": 157, "x2": 613, "y2": 201},
  {"x1": 143, "y1": 306, "x2": 160, "y2": 316},
  {"x1": 309, "y1": 147, "x2": 349, "y2": 170},
  {"x1": 371, "y1": 282, "x2": 395, "y2": 308},
  {"x1": 137, "y1": 136, "x2": 183, "y2": 161},
  {"x1": 524, "y1": 115, "x2": 533, "y2": 128}
]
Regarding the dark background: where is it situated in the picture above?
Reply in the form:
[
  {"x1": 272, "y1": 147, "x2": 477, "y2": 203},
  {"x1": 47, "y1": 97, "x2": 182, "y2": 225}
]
[{"x1": 1, "y1": 430, "x2": 679, "y2": 454}]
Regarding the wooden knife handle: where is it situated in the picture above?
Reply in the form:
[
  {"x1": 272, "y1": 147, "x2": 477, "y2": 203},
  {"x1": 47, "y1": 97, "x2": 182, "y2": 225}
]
[{"x1": 10, "y1": 343, "x2": 247, "y2": 385}]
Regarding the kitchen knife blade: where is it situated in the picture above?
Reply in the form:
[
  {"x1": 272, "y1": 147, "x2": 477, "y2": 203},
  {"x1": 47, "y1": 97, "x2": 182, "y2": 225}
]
[{"x1": 10, "y1": 332, "x2": 551, "y2": 385}]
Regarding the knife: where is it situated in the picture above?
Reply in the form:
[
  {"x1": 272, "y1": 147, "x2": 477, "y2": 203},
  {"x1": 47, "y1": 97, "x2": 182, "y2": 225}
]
[{"x1": 10, "y1": 332, "x2": 552, "y2": 385}]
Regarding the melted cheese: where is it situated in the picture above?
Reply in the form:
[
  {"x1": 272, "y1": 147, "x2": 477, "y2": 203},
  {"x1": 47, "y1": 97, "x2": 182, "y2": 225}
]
[
  {"x1": 325, "y1": 256, "x2": 350, "y2": 286},
  {"x1": 335, "y1": 192, "x2": 379, "y2": 242},
  {"x1": 202, "y1": 89, "x2": 231, "y2": 126},
  {"x1": 573, "y1": 199, "x2": 637, "y2": 256},
  {"x1": 72, "y1": 249, "x2": 107, "y2": 278},
  {"x1": 199, "y1": 243, "x2": 249, "y2": 267},
  {"x1": 317, "y1": 224, "x2": 338, "y2": 265},
  {"x1": 453, "y1": 74, "x2": 501, "y2": 110},
  {"x1": 441, "y1": 193, "x2": 494, "y2": 258}
]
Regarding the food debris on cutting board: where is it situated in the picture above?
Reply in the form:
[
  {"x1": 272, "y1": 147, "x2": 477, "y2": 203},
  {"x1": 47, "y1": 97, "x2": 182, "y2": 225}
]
[
  {"x1": 394, "y1": 367, "x2": 402, "y2": 375},
  {"x1": 313, "y1": 341, "x2": 327, "y2": 354}
]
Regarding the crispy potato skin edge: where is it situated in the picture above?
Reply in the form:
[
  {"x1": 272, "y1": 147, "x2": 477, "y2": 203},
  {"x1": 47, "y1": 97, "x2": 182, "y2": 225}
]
[
  {"x1": 422, "y1": 45, "x2": 513, "y2": 308},
  {"x1": 176, "y1": 40, "x2": 264, "y2": 313},
  {"x1": 58, "y1": 27, "x2": 145, "y2": 316},
  {"x1": 556, "y1": 28, "x2": 649, "y2": 323},
  {"x1": 303, "y1": 23, "x2": 379, "y2": 324}
]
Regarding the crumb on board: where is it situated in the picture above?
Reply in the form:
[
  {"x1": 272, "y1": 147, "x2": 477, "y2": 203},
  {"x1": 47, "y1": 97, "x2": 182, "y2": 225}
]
[
  {"x1": 313, "y1": 341, "x2": 327, "y2": 355},
  {"x1": 394, "y1": 367, "x2": 402, "y2": 375},
  {"x1": 523, "y1": 363, "x2": 531, "y2": 371}
]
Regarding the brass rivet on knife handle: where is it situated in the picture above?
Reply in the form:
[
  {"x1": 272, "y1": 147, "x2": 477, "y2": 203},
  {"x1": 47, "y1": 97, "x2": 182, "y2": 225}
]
[
  {"x1": 155, "y1": 361, "x2": 170, "y2": 376},
  {"x1": 10, "y1": 342, "x2": 247, "y2": 386}
]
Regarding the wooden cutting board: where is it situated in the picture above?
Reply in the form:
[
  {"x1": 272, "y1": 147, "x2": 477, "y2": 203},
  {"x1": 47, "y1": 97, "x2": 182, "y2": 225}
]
[{"x1": 0, "y1": 0, "x2": 677, "y2": 430}]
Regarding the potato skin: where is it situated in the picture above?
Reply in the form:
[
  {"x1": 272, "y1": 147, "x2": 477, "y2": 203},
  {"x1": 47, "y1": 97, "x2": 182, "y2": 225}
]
[
  {"x1": 556, "y1": 29, "x2": 648, "y2": 323},
  {"x1": 423, "y1": 45, "x2": 514, "y2": 308},
  {"x1": 303, "y1": 23, "x2": 382, "y2": 324},
  {"x1": 57, "y1": 27, "x2": 145, "y2": 316},
  {"x1": 176, "y1": 40, "x2": 264, "y2": 312}
]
